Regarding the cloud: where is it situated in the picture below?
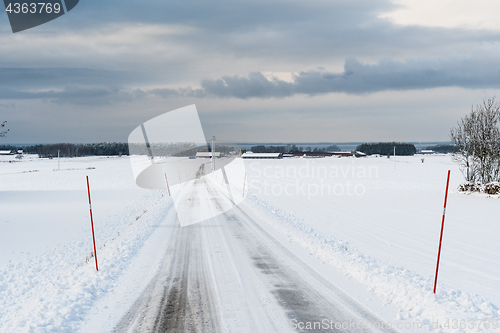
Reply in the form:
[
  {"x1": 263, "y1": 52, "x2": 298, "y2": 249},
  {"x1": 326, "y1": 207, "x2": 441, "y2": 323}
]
[
  {"x1": 0, "y1": 103, "x2": 15, "y2": 108},
  {"x1": 4, "y1": 0, "x2": 496, "y2": 73},
  {"x1": 0, "y1": 87, "x2": 137, "y2": 105},
  {"x1": 77, "y1": 0, "x2": 500, "y2": 64},
  {"x1": 2, "y1": 1, "x2": 499, "y2": 102},
  {"x1": 0, "y1": 68, "x2": 147, "y2": 105},
  {"x1": 3, "y1": 54, "x2": 500, "y2": 104},
  {"x1": 0, "y1": 68, "x2": 138, "y2": 89},
  {"x1": 145, "y1": 56, "x2": 500, "y2": 99},
  {"x1": 199, "y1": 72, "x2": 293, "y2": 99}
]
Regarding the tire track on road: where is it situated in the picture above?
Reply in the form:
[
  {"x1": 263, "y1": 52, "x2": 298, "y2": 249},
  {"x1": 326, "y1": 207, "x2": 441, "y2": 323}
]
[{"x1": 116, "y1": 171, "x2": 398, "y2": 333}]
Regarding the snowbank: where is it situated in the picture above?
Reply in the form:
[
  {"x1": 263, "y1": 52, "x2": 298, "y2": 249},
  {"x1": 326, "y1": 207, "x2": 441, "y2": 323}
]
[{"x1": 0, "y1": 156, "x2": 174, "y2": 332}]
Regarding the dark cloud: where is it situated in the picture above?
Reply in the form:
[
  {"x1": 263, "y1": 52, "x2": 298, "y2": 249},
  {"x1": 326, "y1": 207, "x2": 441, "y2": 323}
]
[
  {"x1": 3, "y1": 54, "x2": 500, "y2": 104},
  {"x1": 0, "y1": 68, "x2": 150, "y2": 105},
  {"x1": 147, "y1": 88, "x2": 180, "y2": 98},
  {"x1": 61, "y1": 0, "x2": 392, "y2": 32},
  {"x1": 295, "y1": 56, "x2": 500, "y2": 93},
  {"x1": 0, "y1": 68, "x2": 142, "y2": 89},
  {"x1": 0, "y1": 86, "x2": 136, "y2": 105},
  {"x1": 3, "y1": 1, "x2": 499, "y2": 101},
  {"x1": 25, "y1": 0, "x2": 500, "y2": 65},
  {"x1": 0, "y1": 103, "x2": 15, "y2": 108},
  {"x1": 148, "y1": 56, "x2": 500, "y2": 99},
  {"x1": 199, "y1": 72, "x2": 292, "y2": 99}
]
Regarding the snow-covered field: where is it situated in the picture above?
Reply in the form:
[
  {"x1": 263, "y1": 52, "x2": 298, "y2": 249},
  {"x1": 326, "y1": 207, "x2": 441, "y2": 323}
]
[
  {"x1": 1, "y1": 153, "x2": 499, "y2": 332},
  {"x1": 237, "y1": 155, "x2": 500, "y2": 332}
]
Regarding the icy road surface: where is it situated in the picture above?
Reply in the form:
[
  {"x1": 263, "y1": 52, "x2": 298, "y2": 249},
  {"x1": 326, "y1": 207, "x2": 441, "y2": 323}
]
[{"x1": 115, "y1": 172, "x2": 396, "y2": 333}]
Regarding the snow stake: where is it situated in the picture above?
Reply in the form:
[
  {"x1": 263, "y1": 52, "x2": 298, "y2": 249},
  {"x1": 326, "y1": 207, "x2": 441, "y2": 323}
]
[
  {"x1": 242, "y1": 172, "x2": 247, "y2": 198},
  {"x1": 164, "y1": 173, "x2": 171, "y2": 196},
  {"x1": 433, "y1": 170, "x2": 451, "y2": 293},
  {"x1": 86, "y1": 176, "x2": 99, "y2": 272}
]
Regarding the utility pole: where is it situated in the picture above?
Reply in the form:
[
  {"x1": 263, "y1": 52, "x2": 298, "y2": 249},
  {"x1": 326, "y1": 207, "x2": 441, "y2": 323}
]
[
  {"x1": 211, "y1": 136, "x2": 216, "y2": 171},
  {"x1": 393, "y1": 146, "x2": 396, "y2": 170}
]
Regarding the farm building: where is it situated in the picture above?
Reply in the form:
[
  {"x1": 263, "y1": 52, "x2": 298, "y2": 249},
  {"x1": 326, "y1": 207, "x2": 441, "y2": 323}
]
[
  {"x1": 241, "y1": 153, "x2": 283, "y2": 159},
  {"x1": 331, "y1": 151, "x2": 367, "y2": 158},
  {"x1": 196, "y1": 152, "x2": 221, "y2": 158},
  {"x1": 291, "y1": 153, "x2": 334, "y2": 158},
  {"x1": 355, "y1": 151, "x2": 367, "y2": 157},
  {"x1": 0, "y1": 150, "x2": 13, "y2": 155},
  {"x1": 331, "y1": 152, "x2": 353, "y2": 157}
]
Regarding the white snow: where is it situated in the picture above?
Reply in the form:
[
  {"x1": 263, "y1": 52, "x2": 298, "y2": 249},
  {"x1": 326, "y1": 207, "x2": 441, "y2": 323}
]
[
  {"x1": 234, "y1": 155, "x2": 500, "y2": 332},
  {"x1": 0, "y1": 155, "x2": 171, "y2": 332},
  {"x1": 1, "y1": 153, "x2": 499, "y2": 332}
]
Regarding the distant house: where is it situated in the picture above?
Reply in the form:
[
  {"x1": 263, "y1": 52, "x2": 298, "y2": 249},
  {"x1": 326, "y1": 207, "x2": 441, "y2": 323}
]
[
  {"x1": 329, "y1": 151, "x2": 366, "y2": 158},
  {"x1": 196, "y1": 152, "x2": 221, "y2": 158},
  {"x1": 241, "y1": 152, "x2": 283, "y2": 159},
  {"x1": 354, "y1": 151, "x2": 367, "y2": 157},
  {"x1": 420, "y1": 150, "x2": 435, "y2": 155},
  {"x1": 289, "y1": 153, "x2": 335, "y2": 158},
  {"x1": 0, "y1": 150, "x2": 13, "y2": 155},
  {"x1": 331, "y1": 152, "x2": 353, "y2": 157}
]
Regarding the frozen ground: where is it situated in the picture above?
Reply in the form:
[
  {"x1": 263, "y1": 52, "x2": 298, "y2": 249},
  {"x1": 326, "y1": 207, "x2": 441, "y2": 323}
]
[
  {"x1": 236, "y1": 155, "x2": 500, "y2": 331},
  {"x1": 0, "y1": 154, "x2": 499, "y2": 332}
]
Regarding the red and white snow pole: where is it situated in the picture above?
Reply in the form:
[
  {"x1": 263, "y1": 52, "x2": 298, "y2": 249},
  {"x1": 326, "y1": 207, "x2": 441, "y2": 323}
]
[
  {"x1": 164, "y1": 173, "x2": 171, "y2": 196},
  {"x1": 433, "y1": 170, "x2": 451, "y2": 293},
  {"x1": 242, "y1": 172, "x2": 247, "y2": 198},
  {"x1": 86, "y1": 176, "x2": 99, "y2": 272}
]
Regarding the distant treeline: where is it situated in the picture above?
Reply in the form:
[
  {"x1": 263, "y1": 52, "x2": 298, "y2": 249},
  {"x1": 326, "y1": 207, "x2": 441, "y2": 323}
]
[
  {"x1": 1, "y1": 142, "x2": 455, "y2": 157},
  {"x1": 0, "y1": 143, "x2": 129, "y2": 157},
  {"x1": 425, "y1": 144, "x2": 456, "y2": 153},
  {"x1": 251, "y1": 144, "x2": 340, "y2": 154},
  {"x1": 0, "y1": 142, "x2": 237, "y2": 158},
  {"x1": 355, "y1": 142, "x2": 417, "y2": 156},
  {"x1": 175, "y1": 144, "x2": 235, "y2": 157},
  {"x1": 0, "y1": 144, "x2": 42, "y2": 154},
  {"x1": 129, "y1": 142, "x2": 199, "y2": 157},
  {"x1": 129, "y1": 142, "x2": 235, "y2": 157}
]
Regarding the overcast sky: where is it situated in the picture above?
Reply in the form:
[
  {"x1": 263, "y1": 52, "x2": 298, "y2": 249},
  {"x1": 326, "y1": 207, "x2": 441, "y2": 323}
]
[{"x1": 2, "y1": 0, "x2": 500, "y2": 143}]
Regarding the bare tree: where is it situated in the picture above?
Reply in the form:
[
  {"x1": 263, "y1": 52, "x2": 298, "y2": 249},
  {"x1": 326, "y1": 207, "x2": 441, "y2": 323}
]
[
  {"x1": 0, "y1": 121, "x2": 7, "y2": 138},
  {"x1": 451, "y1": 117, "x2": 476, "y2": 181},
  {"x1": 451, "y1": 97, "x2": 500, "y2": 183}
]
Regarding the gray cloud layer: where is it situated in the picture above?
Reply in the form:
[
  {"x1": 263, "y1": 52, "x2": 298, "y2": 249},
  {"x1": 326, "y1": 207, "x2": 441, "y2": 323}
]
[
  {"x1": 3, "y1": 0, "x2": 498, "y2": 69},
  {"x1": 148, "y1": 56, "x2": 500, "y2": 99},
  {"x1": 3, "y1": 54, "x2": 500, "y2": 104},
  {"x1": 2, "y1": 0, "x2": 499, "y2": 106},
  {"x1": 0, "y1": 68, "x2": 149, "y2": 105}
]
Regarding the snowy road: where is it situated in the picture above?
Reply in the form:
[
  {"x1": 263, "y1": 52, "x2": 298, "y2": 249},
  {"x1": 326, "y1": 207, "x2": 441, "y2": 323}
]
[{"x1": 115, "y1": 171, "x2": 397, "y2": 333}]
